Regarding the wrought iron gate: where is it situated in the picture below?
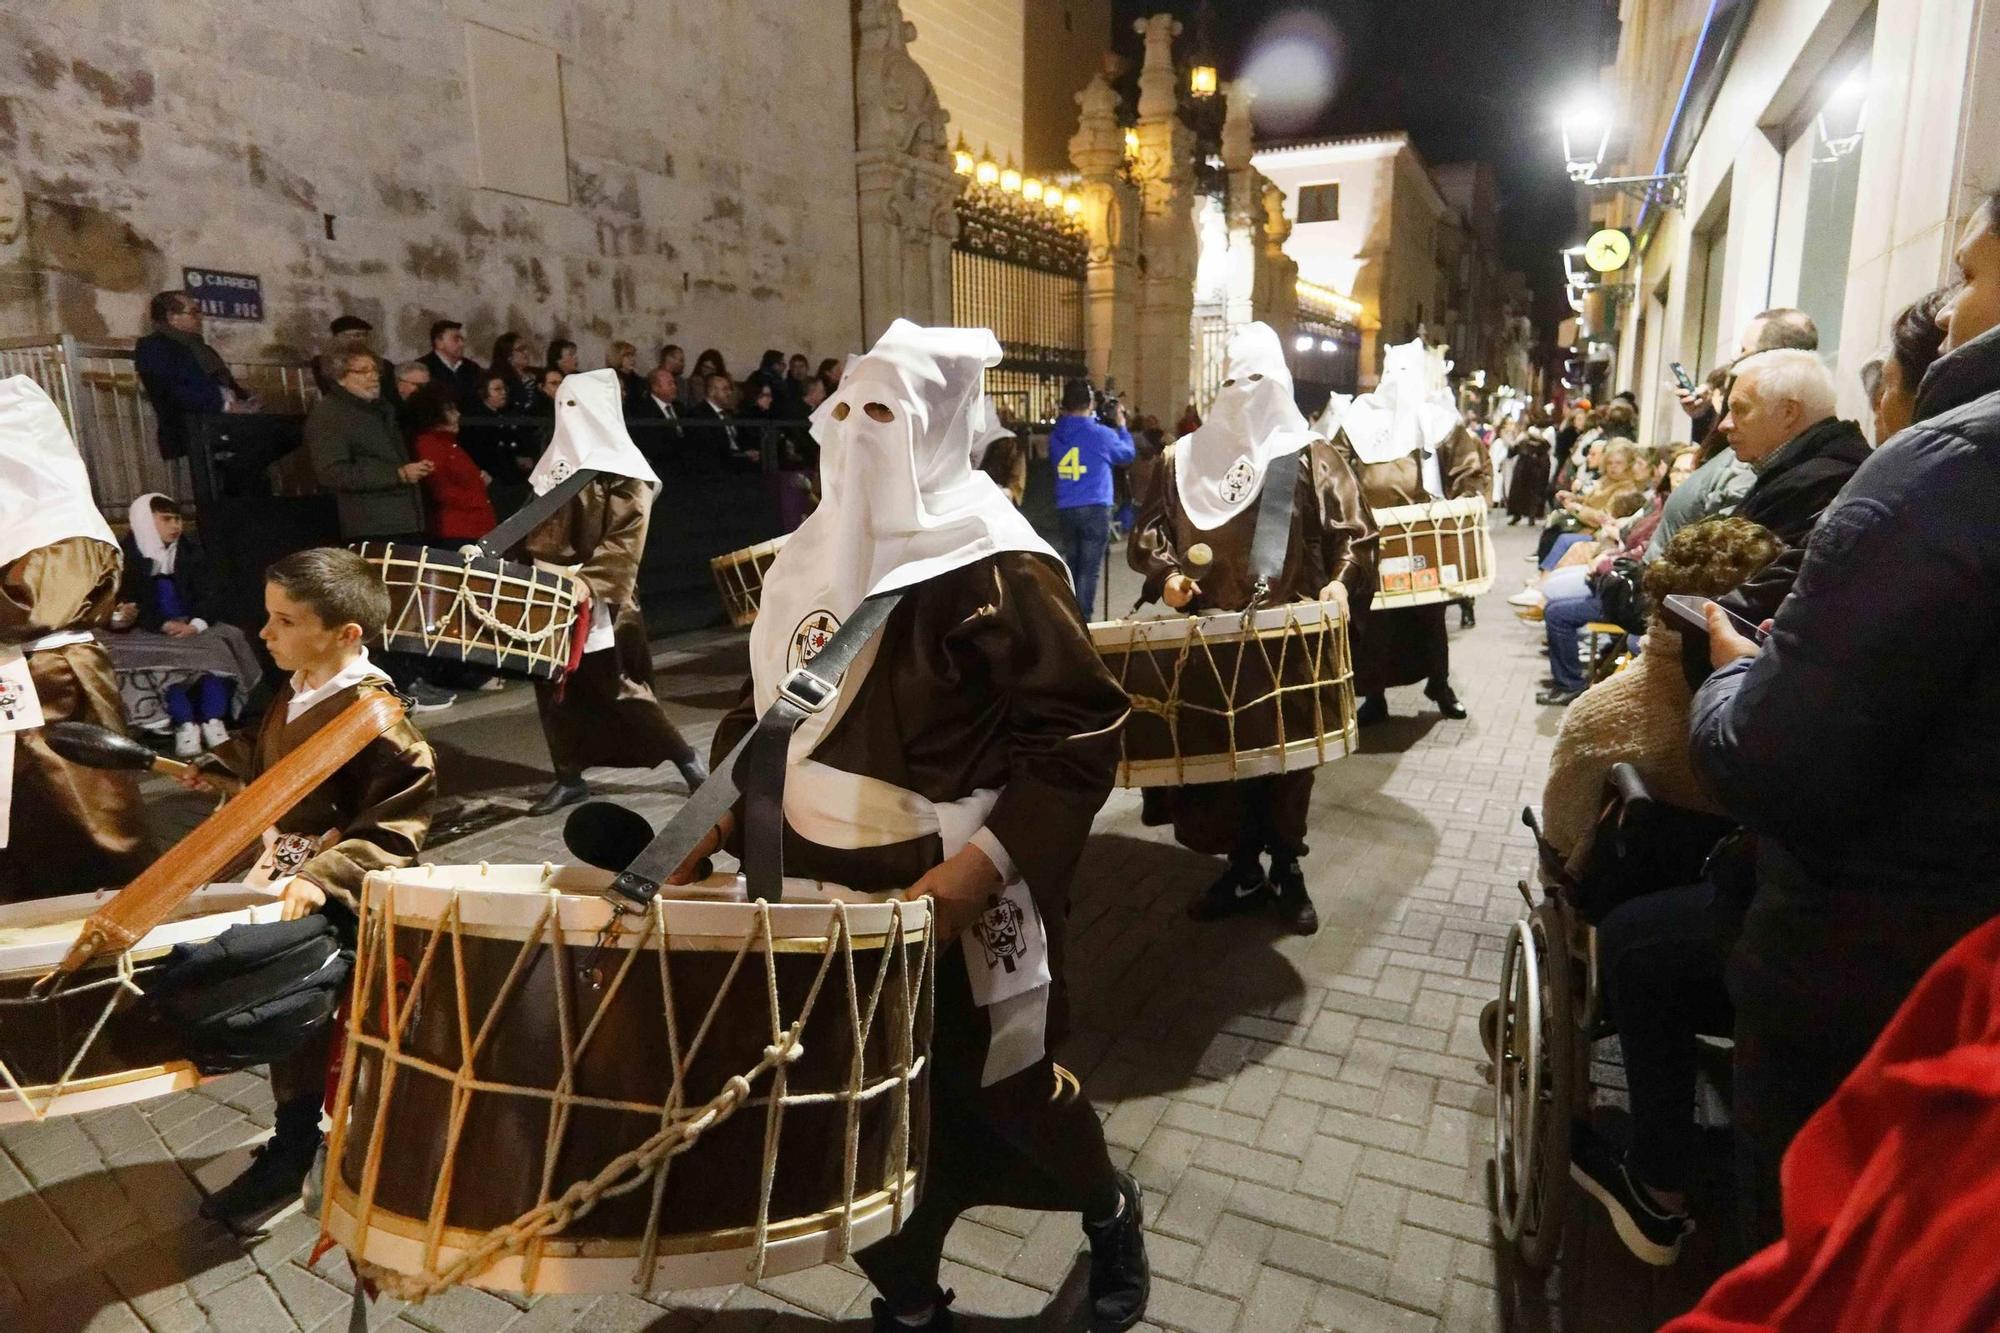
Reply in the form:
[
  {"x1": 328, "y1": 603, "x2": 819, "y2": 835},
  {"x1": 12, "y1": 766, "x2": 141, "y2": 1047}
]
[{"x1": 951, "y1": 196, "x2": 1087, "y2": 424}]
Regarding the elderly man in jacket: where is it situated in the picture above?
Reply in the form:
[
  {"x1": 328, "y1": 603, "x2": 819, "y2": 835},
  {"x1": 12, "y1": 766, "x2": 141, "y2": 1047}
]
[{"x1": 1690, "y1": 192, "x2": 2000, "y2": 1246}]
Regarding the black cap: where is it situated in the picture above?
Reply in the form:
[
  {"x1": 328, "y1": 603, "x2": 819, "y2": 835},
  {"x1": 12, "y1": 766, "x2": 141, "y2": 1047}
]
[{"x1": 329, "y1": 315, "x2": 373, "y2": 334}]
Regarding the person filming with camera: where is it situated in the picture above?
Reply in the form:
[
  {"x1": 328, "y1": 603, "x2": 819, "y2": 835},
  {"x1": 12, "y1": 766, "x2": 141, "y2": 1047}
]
[{"x1": 1050, "y1": 377, "x2": 1135, "y2": 617}]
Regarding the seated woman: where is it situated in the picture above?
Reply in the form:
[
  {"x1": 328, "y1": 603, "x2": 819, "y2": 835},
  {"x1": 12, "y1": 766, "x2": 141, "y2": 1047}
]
[
  {"x1": 104, "y1": 494, "x2": 262, "y2": 756},
  {"x1": 1515, "y1": 447, "x2": 1698, "y2": 612},
  {"x1": 1537, "y1": 517, "x2": 1782, "y2": 1266}
]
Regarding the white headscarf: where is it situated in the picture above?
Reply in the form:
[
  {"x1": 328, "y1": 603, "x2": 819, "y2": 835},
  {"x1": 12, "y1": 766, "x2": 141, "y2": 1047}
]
[
  {"x1": 527, "y1": 368, "x2": 659, "y2": 494},
  {"x1": 967, "y1": 393, "x2": 1014, "y2": 469},
  {"x1": 127, "y1": 492, "x2": 177, "y2": 576},
  {"x1": 1175, "y1": 322, "x2": 1319, "y2": 530},
  {"x1": 752, "y1": 320, "x2": 1057, "y2": 761},
  {"x1": 0, "y1": 376, "x2": 116, "y2": 569},
  {"x1": 1338, "y1": 338, "x2": 1462, "y2": 466}
]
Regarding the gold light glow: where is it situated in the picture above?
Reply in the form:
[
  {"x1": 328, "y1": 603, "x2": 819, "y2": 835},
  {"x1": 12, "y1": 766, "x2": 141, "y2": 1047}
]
[
  {"x1": 952, "y1": 135, "x2": 975, "y2": 176},
  {"x1": 1124, "y1": 127, "x2": 1140, "y2": 158},
  {"x1": 975, "y1": 149, "x2": 1000, "y2": 186},
  {"x1": 1046, "y1": 187, "x2": 1067, "y2": 212},
  {"x1": 999, "y1": 158, "x2": 1022, "y2": 194},
  {"x1": 1296, "y1": 278, "x2": 1365, "y2": 323},
  {"x1": 1064, "y1": 192, "x2": 1083, "y2": 217},
  {"x1": 1022, "y1": 176, "x2": 1044, "y2": 203},
  {"x1": 1190, "y1": 65, "x2": 1219, "y2": 97}
]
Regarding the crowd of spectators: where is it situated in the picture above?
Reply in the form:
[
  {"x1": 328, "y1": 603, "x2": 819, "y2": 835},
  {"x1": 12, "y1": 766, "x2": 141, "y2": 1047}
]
[{"x1": 1505, "y1": 189, "x2": 2000, "y2": 1307}]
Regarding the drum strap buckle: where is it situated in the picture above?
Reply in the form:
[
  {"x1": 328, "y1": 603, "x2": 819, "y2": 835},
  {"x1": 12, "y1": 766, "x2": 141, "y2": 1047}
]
[{"x1": 778, "y1": 667, "x2": 837, "y2": 715}]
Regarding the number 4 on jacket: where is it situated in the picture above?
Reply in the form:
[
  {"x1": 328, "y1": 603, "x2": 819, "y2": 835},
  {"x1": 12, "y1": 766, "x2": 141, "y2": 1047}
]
[{"x1": 1057, "y1": 447, "x2": 1086, "y2": 481}]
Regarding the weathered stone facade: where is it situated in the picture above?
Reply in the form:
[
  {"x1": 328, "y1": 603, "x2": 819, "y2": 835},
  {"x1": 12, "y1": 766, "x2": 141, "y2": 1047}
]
[{"x1": 0, "y1": 1, "x2": 870, "y2": 366}]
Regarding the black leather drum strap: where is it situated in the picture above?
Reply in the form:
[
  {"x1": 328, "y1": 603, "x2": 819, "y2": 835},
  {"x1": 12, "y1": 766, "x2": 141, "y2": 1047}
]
[
  {"x1": 1247, "y1": 446, "x2": 1302, "y2": 607},
  {"x1": 608, "y1": 590, "x2": 905, "y2": 908},
  {"x1": 476, "y1": 467, "x2": 601, "y2": 559}
]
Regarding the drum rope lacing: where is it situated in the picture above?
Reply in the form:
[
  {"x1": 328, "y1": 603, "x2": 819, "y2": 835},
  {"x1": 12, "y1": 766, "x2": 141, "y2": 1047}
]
[
  {"x1": 0, "y1": 952, "x2": 154, "y2": 1121},
  {"x1": 1108, "y1": 599, "x2": 1356, "y2": 786},
  {"x1": 330, "y1": 876, "x2": 934, "y2": 1300},
  {"x1": 370, "y1": 546, "x2": 574, "y2": 671},
  {"x1": 1367, "y1": 497, "x2": 1495, "y2": 609}
]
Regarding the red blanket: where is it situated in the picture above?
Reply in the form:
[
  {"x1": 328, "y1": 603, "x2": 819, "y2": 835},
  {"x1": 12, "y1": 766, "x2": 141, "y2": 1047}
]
[{"x1": 1667, "y1": 913, "x2": 2000, "y2": 1331}]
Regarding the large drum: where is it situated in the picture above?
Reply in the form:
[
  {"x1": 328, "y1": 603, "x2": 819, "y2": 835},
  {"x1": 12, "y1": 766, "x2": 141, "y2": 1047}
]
[
  {"x1": 1369, "y1": 496, "x2": 1495, "y2": 608},
  {"x1": 0, "y1": 884, "x2": 284, "y2": 1123},
  {"x1": 324, "y1": 864, "x2": 934, "y2": 1297},
  {"x1": 1092, "y1": 598, "x2": 1356, "y2": 788},
  {"x1": 709, "y1": 535, "x2": 789, "y2": 628},
  {"x1": 356, "y1": 541, "x2": 581, "y2": 681}
]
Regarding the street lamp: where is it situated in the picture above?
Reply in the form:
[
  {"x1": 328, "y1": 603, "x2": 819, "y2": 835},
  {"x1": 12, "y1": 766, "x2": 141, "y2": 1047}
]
[
  {"x1": 1190, "y1": 65, "x2": 1218, "y2": 98},
  {"x1": 975, "y1": 146, "x2": 999, "y2": 187},
  {"x1": 1022, "y1": 175, "x2": 1044, "y2": 204},
  {"x1": 999, "y1": 157, "x2": 1022, "y2": 194},
  {"x1": 1558, "y1": 95, "x2": 1686, "y2": 209},
  {"x1": 952, "y1": 135, "x2": 975, "y2": 177}
]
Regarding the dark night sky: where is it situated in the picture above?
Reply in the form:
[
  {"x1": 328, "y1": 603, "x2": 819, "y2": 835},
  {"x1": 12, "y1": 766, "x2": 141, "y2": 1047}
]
[{"x1": 1107, "y1": 0, "x2": 1622, "y2": 339}]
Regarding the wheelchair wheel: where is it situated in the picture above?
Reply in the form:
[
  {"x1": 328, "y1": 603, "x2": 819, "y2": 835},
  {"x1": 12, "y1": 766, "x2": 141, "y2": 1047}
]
[{"x1": 1493, "y1": 902, "x2": 1576, "y2": 1268}]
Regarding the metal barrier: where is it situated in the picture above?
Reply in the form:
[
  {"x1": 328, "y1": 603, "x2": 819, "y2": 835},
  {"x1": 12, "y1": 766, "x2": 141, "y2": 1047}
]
[{"x1": 0, "y1": 333, "x2": 319, "y2": 516}]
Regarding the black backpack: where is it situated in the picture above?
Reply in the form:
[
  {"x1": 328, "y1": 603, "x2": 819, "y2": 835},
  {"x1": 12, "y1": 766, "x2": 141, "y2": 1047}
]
[
  {"x1": 145, "y1": 916, "x2": 353, "y2": 1074},
  {"x1": 1590, "y1": 556, "x2": 1649, "y2": 634}
]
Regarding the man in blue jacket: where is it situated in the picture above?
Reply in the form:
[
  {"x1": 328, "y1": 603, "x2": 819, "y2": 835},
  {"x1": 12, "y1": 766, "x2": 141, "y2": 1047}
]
[
  {"x1": 133, "y1": 290, "x2": 249, "y2": 460},
  {"x1": 1691, "y1": 191, "x2": 2000, "y2": 1245},
  {"x1": 1050, "y1": 379, "x2": 1134, "y2": 617}
]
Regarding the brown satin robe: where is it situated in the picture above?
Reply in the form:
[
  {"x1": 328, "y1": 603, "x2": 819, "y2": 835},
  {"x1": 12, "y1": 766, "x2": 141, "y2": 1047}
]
[
  {"x1": 195, "y1": 677, "x2": 435, "y2": 928},
  {"x1": 0, "y1": 537, "x2": 150, "y2": 902},
  {"x1": 1341, "y1": 426, "x2": 1490, "y2": 696},
  {"x1": 518, "y1": 476, "x2": 695, "y2": 779},
  {"x1": 713, "y1": 550, "x2": 1129, "y2": 1057},
  {"x1": 1126, "y1": 439, "x2": 1379, "y2": 855}
]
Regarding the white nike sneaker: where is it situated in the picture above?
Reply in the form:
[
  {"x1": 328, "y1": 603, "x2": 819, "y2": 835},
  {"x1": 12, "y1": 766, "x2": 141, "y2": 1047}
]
[{"x1": 173, "y1": 722, "x2": 202, "y2": 759}]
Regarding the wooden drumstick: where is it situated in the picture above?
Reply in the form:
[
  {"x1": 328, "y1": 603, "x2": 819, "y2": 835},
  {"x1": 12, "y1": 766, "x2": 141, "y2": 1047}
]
[
  {"x1": 1186, "y1": 543, "x2": 1213, "y2": 569},
  {"x1": 43, "y1": 721, "x2": 236, "y2": 790}
]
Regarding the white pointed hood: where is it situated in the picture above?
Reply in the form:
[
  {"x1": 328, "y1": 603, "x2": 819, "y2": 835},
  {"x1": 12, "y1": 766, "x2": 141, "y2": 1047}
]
[
  {"x1": 0, "y1": 375, "x2": 116, "y2": 569},
  {"x1": 967, "y1": 393, "x2": 1014, "y2": 469},
  {"x1": 1339, "y1": 338, "x2": 1462, "y2": 465},
  {"x1": 751, "y1": 320, "x2": 1058, "y2": 758},
  {"x1": 1175, "y1": 322, "x2": 1319, "y2": 530},
  {"x1": 527, "y1": 368, "x2": 659, "y2": 493}
]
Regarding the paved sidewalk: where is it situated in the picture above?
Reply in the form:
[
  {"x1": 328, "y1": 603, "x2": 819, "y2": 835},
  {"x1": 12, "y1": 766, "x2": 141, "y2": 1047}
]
[{"x1": 0, "y1": 525, "x2": 1722, "y2": 1331}]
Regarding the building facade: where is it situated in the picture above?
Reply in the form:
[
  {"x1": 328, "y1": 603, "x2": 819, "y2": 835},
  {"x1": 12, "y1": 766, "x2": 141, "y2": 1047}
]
[{"x1": 1594, "y1": 0, "x2": 2000, "y2": 445}]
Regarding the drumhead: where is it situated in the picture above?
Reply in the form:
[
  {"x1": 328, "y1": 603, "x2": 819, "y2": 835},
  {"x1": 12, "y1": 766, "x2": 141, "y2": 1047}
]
[
  {"x1": 1088, "y1": 596, "x2": 1344, "y2": 645},
  {"x1": 710, "y1": 534, "x2": 789, "y2": 571},
  {"x1": 361, "y1": 864, "x2": 932, "y2": 949},
  {"x1": 0, "y1": 885, "x2": 284, "y2": 976}
]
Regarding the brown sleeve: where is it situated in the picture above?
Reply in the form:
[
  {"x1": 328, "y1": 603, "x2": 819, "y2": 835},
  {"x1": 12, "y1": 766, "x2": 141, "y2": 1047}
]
[
  {"x1": 1311, "y1": 440, "x2": 1379, "y2": 601},
  {"x1": 574, "y1": 478, "x2": 650, "y2": 609},
  {"x1": 1444, "y1": 427, "x2": 1491, "y2": 501},
  {"x1": 1126, "y1": 445, "x2": 1183, "y2": 603},
  {"x1": 970, "y1": 555, "x2": 1128, "y2": 919},
  {"x1": 296, "y1": 723, "x2": 437, "y2": 908},
  {"x1": 0, "y1": 539, "x2": 120, "y2": 642}
]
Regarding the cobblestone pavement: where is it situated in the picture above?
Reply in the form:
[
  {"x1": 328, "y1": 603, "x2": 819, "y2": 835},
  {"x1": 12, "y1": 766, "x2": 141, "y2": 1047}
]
[{"x1": 0, "y1": 524, "x2": 1729, "y2": 1331}]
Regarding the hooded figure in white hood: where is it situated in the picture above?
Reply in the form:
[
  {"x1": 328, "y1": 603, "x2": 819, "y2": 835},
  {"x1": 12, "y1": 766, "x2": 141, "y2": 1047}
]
[
  {"x1": 1127, "y1": 322, "x2": 1377, "y2": 934},
  {"x1": 1326, "y1": 338, "x2": 1489, "y2": 724},
  {"x1": 668, "y1": 320, "x2": 1152, "y2": 1331},
  {"x1": 0, "y1": 375, "x2": 150, "y2": 900},
  {"x1": 515, "y1": 368, "x2": 706, "y2": 813}
]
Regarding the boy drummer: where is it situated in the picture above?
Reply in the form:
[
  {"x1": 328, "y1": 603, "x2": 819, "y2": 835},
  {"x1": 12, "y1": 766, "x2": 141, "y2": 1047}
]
[{"x1": 186, "y1": 548, "x2": 436, "y2": 1225}]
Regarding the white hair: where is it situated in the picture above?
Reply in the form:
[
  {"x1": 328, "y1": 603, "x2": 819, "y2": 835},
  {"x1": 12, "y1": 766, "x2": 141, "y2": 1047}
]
[{"x1": 1736, "y1": 349, "x2": 1837, "y2": 422}]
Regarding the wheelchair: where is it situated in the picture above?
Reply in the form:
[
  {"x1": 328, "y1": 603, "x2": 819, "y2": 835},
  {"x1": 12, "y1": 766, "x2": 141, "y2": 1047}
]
[{"x1": 1487, "y1": 763, "x2": 1734, "y2": 1268}]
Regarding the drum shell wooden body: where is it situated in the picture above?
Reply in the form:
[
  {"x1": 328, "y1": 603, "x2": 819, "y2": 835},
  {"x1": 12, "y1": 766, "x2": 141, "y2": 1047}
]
[
  {"x1": 358, "y1": 542, "x2": 579, "y2": 681},
  {"x1": 325, "y1": 864, "x2": 932, "y2": 1294},
  {"x1": 0, "y1": 886, "x2": 283, "y2": 1122},
  {"x1": 709, "y1": 536, "x2": 788, "y2": 629},
  {"x1": 1091, "y1": 599, "x2": 1356, "y2": 788},
  {"x1": 1369, "y1": 496, "x2": 1495, "y2": 609}
]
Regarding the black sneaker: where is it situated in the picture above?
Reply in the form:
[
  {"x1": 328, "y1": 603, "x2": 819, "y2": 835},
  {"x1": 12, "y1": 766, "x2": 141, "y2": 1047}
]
[
  {"x1": 1269, "y1": 860, "x2": 1319, "y2": 935},
  {"x1": 1082, "y1": 1171, "x2": 1149, "y2": 1331},
  {"x1": 870, "y1": 1287, "x2": 955, "y2": 1330},
  {"x1": 198, "y1": 1140, "x2": 314, "y2": 1228},
  {"x1": 1356, "y1": 694, "x2": 1389, "y2": 727},
  {"x1": 1568, "y1": 1126, "x2": 1691, "y2": 1265},
  {"x1": 1188, "y1": 859, "x2": 1269, "y2": 920}
]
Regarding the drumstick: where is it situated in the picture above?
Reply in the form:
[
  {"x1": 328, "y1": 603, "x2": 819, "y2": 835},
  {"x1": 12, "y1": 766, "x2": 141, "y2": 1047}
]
[
  {"x1": 43, "y1": 722, "x2": 239, "y2": 791},
  {"x1": 1186, "y1": 543, "x2": 1213, "y2": 569}
]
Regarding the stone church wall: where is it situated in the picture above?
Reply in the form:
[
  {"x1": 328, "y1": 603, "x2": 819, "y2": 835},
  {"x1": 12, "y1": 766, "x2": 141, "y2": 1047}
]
[{"x1": 0, "y1": 0, "x2": 865, "y2": 368}]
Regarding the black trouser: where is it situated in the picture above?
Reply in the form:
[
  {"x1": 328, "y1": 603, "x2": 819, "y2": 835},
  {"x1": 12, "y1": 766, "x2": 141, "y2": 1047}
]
[
  {"x1": 856, "y1": 952, "x2": 1120, "y2": 1313},
  {"x1": 1597, "y1": 882, "x2": 1735, "y2": 1192},
  {"x1": 269, "y1": 1022, "x2": 334, "y2": 1159}
]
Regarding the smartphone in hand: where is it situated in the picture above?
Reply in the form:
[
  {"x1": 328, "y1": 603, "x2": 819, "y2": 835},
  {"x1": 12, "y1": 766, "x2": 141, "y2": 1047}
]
[
  {"x1": 1662, "y1": 593, "x2": 1767, "y2": 643},
  {"x1": 1670, "y1": 361, "x2": 1697, "y2": 394}
]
